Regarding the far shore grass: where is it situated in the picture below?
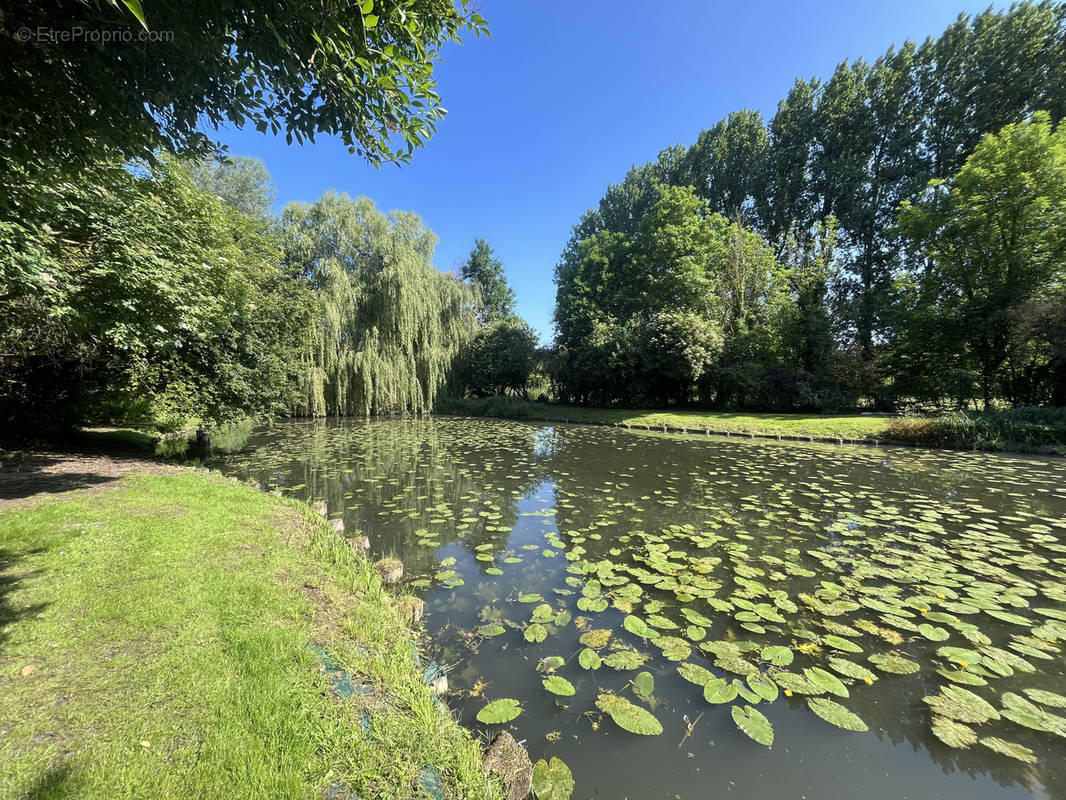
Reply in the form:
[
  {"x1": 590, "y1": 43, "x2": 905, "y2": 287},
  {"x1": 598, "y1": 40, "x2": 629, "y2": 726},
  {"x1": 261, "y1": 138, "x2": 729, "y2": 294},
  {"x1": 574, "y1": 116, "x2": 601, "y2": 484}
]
[
  {"x1": 0, "y1": 469, "x2": 499, "y2": 799},
  {"x1": 436, "y1": 397, "x2": 1066, "y2": 454}
]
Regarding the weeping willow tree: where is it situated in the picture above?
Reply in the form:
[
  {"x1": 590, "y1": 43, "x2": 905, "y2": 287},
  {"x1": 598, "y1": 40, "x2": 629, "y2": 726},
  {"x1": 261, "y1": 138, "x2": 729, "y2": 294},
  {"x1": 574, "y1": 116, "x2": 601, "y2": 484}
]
[{"x1": 281, "y1": 192, "x2": 476, "y2": 416}]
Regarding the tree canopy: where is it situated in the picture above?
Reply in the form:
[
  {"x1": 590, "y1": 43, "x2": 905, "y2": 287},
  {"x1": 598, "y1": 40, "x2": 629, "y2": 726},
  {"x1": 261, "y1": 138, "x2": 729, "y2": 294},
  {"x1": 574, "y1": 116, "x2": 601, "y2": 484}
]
[
  {"x1": 897, "y1": 112, "x2": 1066, "y2": 406},
  {"x1": 0, "y1": 0, "x2": 488, "y2": 170},
  {"x1": 280, "y1": 192, "x2": 476, "y2": 416},
  {"x1": 460, "y1": 238, "x2": 517, "y2": 324},
  {"x1": 552, "y1": 1, "x2": 1066, "y2": 411}
]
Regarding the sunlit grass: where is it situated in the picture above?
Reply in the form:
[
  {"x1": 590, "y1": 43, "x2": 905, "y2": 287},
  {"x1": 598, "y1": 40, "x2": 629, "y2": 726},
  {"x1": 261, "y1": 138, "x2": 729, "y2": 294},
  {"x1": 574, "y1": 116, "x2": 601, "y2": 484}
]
[{"x1": 0, "y1": 472, "x2": 497, "y2": 799}]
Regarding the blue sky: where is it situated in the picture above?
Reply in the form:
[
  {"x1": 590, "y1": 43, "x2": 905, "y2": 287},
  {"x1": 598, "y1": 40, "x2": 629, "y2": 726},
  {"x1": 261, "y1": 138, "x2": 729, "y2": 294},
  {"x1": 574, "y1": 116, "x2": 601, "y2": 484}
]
[{"x1": 216, "y1": 0, "x2": 1006, "y2": 343}]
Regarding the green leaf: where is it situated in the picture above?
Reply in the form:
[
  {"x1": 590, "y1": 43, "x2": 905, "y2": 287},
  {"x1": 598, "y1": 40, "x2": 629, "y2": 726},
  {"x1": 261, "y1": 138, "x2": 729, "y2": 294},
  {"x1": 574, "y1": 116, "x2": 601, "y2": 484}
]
[
  {"x1": 578, "y1": 648, "x2": 601, "y2": 670},
  {"x1": 978, "y1": 736, "x2": 1038, "y2": 764},
  {"x1": 703, "y1": 677, "x2": 739, "y2": 704},
  {"x1": 596, "y1": 692, "x2": 663, "y2": 735},
  {"x1": 731, "y1": 704, "x2": 774, "y2": 747},
  {"x1": 760, "y1": 645, "x2": 793, "y2": 666},
  {"x1": 918, "y1": 623, "x2": 951, "y2": 641},
  {"x1": 654, "y1": 635, "x2": 691, "y2": 661},
  {"x1": 823, "y1": 634, "x2": 863, "y2": 653},
  {"x1": 922, "y1": 686, "x2": 1000, "y2": 724},
  {"x1": 1024, "y1": 688, "x2": 1066, "y2": 708},
  {"x1": 477, "y1": 623, "x2": 505, "y2": 637},
  {"x1": 120, "y1": 0, "x2": 148, "y2": 29},
  {"x1": 578, "y1": 629, "x2": 611, "y2": 649},
  {"x1": 603, "y1": 650, "x2": 646, "y2": 670},
  {"x1": 363, "y1": 13, "x2": 379, "y2": 27},
  {"x1": 677, "y1": 662, "x2": 714, "y2": 686},
  {"x1": 930, "y1": 716, "x2": 977, "y2": 748},
  {"x1": 525, "y1": 623, "x2": 547, "y2": 643},
  {"x1": 537, "y1": 656, "x2": 565, "y2": 673},
  {"x1": 828, "y1": 658, "x2": 877, "y2": 683},
  {"x1": 868, "y1": 652, "x2": 921, "y2": 674},
  {"x1": 803, "y1": 667, "x2": 849, "y2": 698},
  {"x1": 747, "y1": 672, "x2": 780, "y2": 702},
  {"x1": 623, "y1": 615, "x2": 658, "y2": 639},
  {"x1": 542, "y1": 676, "x2": 576, "y2": 696},
  {"x1": 477, "y1": 698, "x2": 522, "y2": 724},
  {"x1": 531, "y1": 757, "x2": 575, "y2": 800},
  {"x1": 632, "y1": 671, "x2": 654, "y2": 697},
  {"x1": 807, "y1": 697, "x2": 869, "y2": 732}
]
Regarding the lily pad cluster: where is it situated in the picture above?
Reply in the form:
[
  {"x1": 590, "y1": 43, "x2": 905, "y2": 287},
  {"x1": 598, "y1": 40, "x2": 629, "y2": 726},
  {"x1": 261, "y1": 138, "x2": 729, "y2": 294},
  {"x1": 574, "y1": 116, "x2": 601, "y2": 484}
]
[{"x1": 215, "y1": 417, "x2": 1066, "y2": 785}]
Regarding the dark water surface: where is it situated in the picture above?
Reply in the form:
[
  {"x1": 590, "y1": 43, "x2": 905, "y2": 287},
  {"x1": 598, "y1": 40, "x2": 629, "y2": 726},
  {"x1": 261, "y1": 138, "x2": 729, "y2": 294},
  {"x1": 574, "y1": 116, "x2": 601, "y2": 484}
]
[{"x1": 214, "y1": 417, "x2": 1066, "y2": 800}]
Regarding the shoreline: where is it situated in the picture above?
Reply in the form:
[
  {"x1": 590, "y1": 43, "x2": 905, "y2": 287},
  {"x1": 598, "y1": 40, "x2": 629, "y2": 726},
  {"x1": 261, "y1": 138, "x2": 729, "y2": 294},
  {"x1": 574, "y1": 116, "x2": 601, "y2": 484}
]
[{"x1": 0, "y1": 453, "x2": 500, "y2": 799}]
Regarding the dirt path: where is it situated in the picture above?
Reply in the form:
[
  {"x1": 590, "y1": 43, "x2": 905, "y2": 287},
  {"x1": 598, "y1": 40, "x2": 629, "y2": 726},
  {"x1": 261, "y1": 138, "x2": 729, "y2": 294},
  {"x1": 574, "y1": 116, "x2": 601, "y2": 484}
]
[{"x1": 0, "y1": 451, "x2": 181, "y2": 508}]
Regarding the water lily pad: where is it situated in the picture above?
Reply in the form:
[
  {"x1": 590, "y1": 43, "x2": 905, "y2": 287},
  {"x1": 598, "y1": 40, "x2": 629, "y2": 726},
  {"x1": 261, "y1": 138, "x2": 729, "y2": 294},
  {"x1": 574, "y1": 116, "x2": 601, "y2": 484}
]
[
  {"x1": 803, "y1": 667, "x2": 849, "y2": 698},
  {"x1": 525, "y1": 623, "x2": 548, "y2": 643},
  {"x1": 531, "y1": 604, "x2": 555, "y2": 623},
  {"x1": 1024, "y1": 688, "x2": 1066, "y2": 708},
  {"x1": 918, "y1": 624, "x2": 951, "y2": 641},
  {"x1": 760, "y1": 645, "x2": 793, "y2": 666},
  {"x1": 531, "y1": 757, "x2": 575, "y2": 800},
  {"x1": 654, "y1": 636, "x2": 691, "y2": 661},
  {"x1": 603, "y1": 650, "x2": 646, "y2": 670},
  {"x1": 978, "y1": 736, "x2": 1038, "y2": 764},
  {"x1": 772, "y1": 671, "x2": 824, "y2": 695},
  {"x1": 923, "y1": 686, "x2": 1000, "y2": 724},
  {"x1": 542, "y1": 676, "x2": 576, "y2": 696},
  {"x1": 747, "y1": 672, "x2": 779, "y2": 702},
  {"x1": 623, "y1": 615, "x2": 658, "y2": 639},
  {"x1": 731, "y1": 704, "x2": 774, "y2": 747},
  {"x1": 807, "y1": 697, "x2": 869, "y2": 732},
  {"x1": 596, "y1": 692, "x2": 663, "y2": 735},
  {"x1": 477, "y1": 698, "x2": 522, "y2": 724},
  {"x1": 632, "y1": 671, "x2": 654, "y2": 697},
  {"x1": 823, "y1": 634, "x2": 863, "y2": 653},
  {"x1": 828, "y1": 658, "x2": 877, "y2": 683},
  {"x1": 703, "y1": 677, "x2": 739, "y2": 704},
  {"x1": 931, "y1": 716, "x2": 977, "y2": 748},
  {"x1": 677, "y1": 662, "x2": 714, "y2": 686},
  {"x1": 578, "y1": 648, "x2": 602, "y2": 670},
  {"x1": 478, "y1": 623, "x2": 506, "y2": 637},
  {"x1": 537, "y1": 656, "x2": 565, "y2": 672},
  {"x1": 868, "y1": 652, "x2": 921, "y2": 674}
]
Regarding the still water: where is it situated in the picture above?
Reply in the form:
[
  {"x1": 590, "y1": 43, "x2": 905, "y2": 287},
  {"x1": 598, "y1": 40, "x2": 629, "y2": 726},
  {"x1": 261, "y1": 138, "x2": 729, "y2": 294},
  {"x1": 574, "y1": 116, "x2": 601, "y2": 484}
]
[{"x1": 214, "y1": 417, "x2": 1066, "y2": 799}]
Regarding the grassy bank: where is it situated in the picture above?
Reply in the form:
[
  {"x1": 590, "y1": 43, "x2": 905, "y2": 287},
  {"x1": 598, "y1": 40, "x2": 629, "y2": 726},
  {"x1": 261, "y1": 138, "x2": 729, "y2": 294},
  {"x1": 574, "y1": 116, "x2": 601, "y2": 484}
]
[
  {"x1": 0, "y1": 469, "x2": 497, "y2": 799},
  {"x1": 436, "y1": 397, "x2": 891, "y2": 440},
  {"x1": 436, "y1": 397, "x2": 1066, "y2": 453}
]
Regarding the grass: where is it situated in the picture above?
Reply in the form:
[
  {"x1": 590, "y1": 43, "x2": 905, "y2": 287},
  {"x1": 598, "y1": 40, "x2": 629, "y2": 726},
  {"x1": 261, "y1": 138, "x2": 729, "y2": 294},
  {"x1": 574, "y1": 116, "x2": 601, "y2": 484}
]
[
  {"x1": 0, "y1": 471, "x2": 498, "y2": 800},
  {"x1": 436, "y1": 396, "x2": 892, "y2": 440},
  {"x1": 436, "y1": 397, "x2": 1066, "y2": 453}
]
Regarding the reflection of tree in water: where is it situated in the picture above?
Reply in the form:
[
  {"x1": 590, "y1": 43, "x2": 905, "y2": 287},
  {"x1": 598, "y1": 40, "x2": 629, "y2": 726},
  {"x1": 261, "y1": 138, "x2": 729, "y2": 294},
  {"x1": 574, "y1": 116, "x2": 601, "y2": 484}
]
[{"x1": 217, "y1": 417, "x2": 550, "y2": 576}]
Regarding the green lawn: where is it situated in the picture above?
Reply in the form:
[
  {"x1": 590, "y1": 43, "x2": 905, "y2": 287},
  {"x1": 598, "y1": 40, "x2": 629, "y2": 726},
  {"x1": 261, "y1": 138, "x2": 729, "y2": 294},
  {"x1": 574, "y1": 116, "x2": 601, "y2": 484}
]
[
  {"x1": 0, "y1": 471, "x2": 496, "y2": 799},
  {"x1": 437, "y1": 397, "x2": 893, "y2": 440}
]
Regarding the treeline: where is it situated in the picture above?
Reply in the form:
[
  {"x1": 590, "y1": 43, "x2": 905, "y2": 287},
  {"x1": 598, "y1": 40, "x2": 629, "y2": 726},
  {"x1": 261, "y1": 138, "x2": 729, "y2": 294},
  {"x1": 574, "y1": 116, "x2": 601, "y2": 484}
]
[
  {"x1": 0, "y1": 0, "x2": 494, "y2": 432},
  {"x1": 0, "y1": 153, "x2": 525, "y2": 430},
  {"x1": 551, "y1": 2, "x2": 1066, "y2": 411}
]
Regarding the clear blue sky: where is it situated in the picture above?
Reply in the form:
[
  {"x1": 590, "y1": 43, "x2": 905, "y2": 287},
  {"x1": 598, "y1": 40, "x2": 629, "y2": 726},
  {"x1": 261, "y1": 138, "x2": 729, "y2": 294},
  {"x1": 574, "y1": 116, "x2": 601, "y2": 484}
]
[{"x1": 216, "y1": 0, "x2": 1006, "y2": 343}]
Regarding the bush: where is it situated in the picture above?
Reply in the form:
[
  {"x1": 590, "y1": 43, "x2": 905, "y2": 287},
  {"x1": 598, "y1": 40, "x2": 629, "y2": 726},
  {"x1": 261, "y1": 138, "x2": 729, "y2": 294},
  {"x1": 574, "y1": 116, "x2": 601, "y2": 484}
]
[
  {"x1": 434, "y1": 396, "x2": 535, "y2": 420},
  {"x1": 885, "y1": 408, "x2": 1066, "y2": 451}
]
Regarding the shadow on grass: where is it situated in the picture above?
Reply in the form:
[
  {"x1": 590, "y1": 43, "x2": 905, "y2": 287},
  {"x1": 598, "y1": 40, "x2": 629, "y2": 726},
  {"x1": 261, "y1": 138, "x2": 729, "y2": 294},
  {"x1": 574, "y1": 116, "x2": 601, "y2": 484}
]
[
  {"x1": 0, "y1": 546, "x2": 50, "y2": 654},
  {"x1": 21, "y1": 763, "x2": 75, "y2": 800},
  {"x1": 0, "y1": 452, "x2": 125, "y2": 501}
]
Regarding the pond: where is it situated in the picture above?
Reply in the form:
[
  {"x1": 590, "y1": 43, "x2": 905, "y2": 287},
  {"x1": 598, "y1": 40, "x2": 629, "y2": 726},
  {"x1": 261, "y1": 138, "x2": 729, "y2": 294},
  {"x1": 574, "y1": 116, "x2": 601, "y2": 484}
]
[{"x1": 214, "y1": 417, "x2": 1066, "y2": 799}]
